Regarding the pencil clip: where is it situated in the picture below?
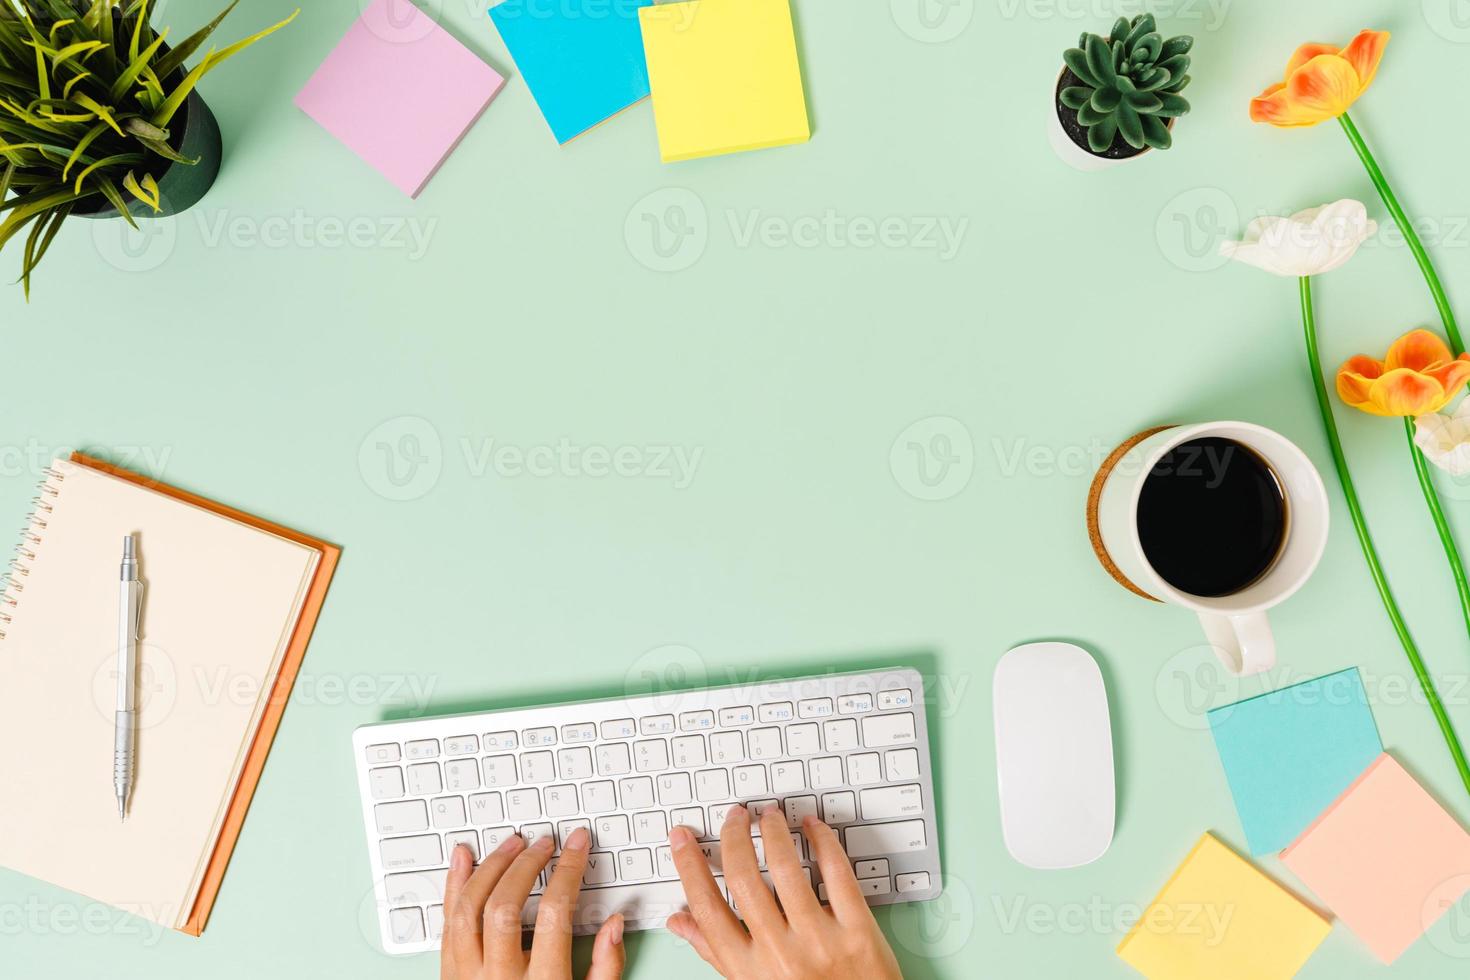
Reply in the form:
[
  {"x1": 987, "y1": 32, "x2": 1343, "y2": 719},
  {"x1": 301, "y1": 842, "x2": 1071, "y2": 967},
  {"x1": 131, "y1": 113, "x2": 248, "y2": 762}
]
[{"x1": 133, "y1": 582, "x2": 145, "y2": 641}]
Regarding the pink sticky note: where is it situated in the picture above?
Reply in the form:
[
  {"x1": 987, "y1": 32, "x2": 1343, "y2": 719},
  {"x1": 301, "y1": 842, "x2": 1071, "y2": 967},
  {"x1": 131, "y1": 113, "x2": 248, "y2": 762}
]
[
  {"x1": 1281, "y1": 753, "x2": 1470, "y2": 964},
  {"x1": 296, "y1": 0, "x2": 504, "y2": 197}
]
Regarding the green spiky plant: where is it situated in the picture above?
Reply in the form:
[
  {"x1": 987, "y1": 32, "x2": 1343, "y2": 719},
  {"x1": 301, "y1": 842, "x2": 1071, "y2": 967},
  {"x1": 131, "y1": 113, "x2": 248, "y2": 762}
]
[
  {"x1": 1059, "y1": 15, "x2": 1192, "y2": 155},
  {"x1": 0, "y1": 0, "x2": 297, "y2": 296}
]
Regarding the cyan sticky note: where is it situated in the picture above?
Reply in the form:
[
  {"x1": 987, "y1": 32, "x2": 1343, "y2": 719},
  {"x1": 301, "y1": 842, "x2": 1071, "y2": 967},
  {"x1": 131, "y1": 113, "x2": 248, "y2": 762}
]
[
  {"x1": 1208, "y1": 667, "x2": 1382, "y2": 855},
  {"x1": 489, "y1": 0, "x2": 653, "y2": 144}
]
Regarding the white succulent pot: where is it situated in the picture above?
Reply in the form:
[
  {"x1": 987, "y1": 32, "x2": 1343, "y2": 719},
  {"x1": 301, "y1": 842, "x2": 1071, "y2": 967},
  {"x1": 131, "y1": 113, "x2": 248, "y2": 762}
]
[{"x1": 1047, "y1": 67, "x2": 1172, "y2": 172}]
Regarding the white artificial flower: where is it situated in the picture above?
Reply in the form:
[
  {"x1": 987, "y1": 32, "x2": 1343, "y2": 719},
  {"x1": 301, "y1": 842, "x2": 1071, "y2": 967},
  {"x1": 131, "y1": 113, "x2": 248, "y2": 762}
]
[
  {"x1": 1416, "y1": 398, "x2": 1470, "y2": 477},
  {"x1": 1219, "y1": 199, "x2": 1377, "y2": 277}
]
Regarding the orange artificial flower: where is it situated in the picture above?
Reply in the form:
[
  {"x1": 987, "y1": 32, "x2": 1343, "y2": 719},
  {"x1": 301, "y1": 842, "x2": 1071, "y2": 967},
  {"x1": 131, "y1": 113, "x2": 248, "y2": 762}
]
[
  {"x1": 1250, "y1": 30, "x2": 1389, "y2": 127},
  {"x1": 1337, "y1": 330, "x2": 1470, "y2": 417}
]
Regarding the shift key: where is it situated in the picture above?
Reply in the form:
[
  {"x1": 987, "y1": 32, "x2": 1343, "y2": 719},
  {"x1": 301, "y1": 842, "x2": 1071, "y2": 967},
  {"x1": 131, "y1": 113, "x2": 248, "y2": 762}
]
[{"x1": 844, "y1": 820, "x2": 927, "y2": 857}]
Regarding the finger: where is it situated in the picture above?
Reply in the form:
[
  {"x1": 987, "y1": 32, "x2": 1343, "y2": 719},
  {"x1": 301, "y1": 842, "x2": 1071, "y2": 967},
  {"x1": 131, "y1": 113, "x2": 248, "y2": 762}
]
[
  {"x1": 441, "y1": 843, "x2": 478, "y2": 974},
  {"x1": 484, "y1": 835, "x2": 555, "y2": 968},
  {"x1": 669, "y1": 824, "x2": 748, "y2": 962},
  {"x1": 717, "y1": 805, "x2": 784, "y2": 939},
  {"x1": 451, "y1": 835, "x2": 527, "y2": 959},
  {"x1": 665, "y1": 911, "x2": 721, "y2": 971},
  {"x1": 528, "y1": 827, "x2": 591, "y2": 975},
  {"x1": 759, "y1": 807, "x2": 823, "y2": 923},
  {"x1": 803, "y1": 815, "x2": 871, "y2": 923},
  {"x1": 586, "y1": 914, "x2": 627, "y2": 980}
]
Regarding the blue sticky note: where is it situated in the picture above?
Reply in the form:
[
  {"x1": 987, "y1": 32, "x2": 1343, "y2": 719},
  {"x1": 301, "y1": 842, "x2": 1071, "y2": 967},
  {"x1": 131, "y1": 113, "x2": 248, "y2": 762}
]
[
  {"x1": 1208, "y1": 667, "x2": 1382, "y2": 855},
  {"x1": 489, "y1": 0, "x2": 653, "y2": 144}
]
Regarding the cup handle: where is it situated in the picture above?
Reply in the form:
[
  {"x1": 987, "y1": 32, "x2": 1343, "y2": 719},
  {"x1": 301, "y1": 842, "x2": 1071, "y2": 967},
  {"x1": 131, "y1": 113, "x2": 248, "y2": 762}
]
[{"x1": 1197, "y1": 611, "x2": 1275, "y2": 676}]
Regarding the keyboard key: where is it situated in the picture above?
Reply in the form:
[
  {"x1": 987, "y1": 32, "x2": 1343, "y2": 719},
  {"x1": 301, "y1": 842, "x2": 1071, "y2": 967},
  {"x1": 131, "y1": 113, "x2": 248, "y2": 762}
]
[
  {"x1": 798, "y1": 698, "x2": 834, "y2": 719},
  {"x1": 770, "y1": 761, "x2": 805, "y2": 794},
  {"x1": 444, "y1": 735, "x2": 479, "y2": 757},
  {"x1": 858, "y1": 877, "x2": 892, "y2": 897},
  {"x1": 446, "y1": 830, "x2": 479, "y2": 861},
  {"x1": 594, "y1": 814, "x2": 631, "y2": 847},
  {"x1": 370, "y1": 767, "x2": 405, "y2": 800},
  {"x1": 860, "y1": 784, "x2": 924, "y2": 820},
  {"x1": 720, "y1": 706, "x2": 754, "y2": 727},
  {"x1": 823, "y1": 719, "x2": 860, "y2": 751},
  {"x1": 521, "y1": 751, "x2": 556, "y2": 784},
  {"x1": 786, "y1": 723, "x2": 820, "y2": 756},
  {"x1": 380, "y1": 834, "x2": 443, "y2": 870},
  {"x1": 389, "y1": 907, "x2": 425, "y2": 943},
  {"x1": 634, "y1": 740, "x2": 669, "y2": 772},
  {"x1": 821, "y1": 792, "x2": 857, "y2": 824},
  {"x1": 484, "y1": 731, "x2": 517, "y2": 751},
  {"x1": 405, "y1": 739, "x2": 440, "y2": 760},
  {"x1": 670, "y1": 806, "x2": 706, "y2": 837},
  {"x1": 596, "y1": 743, "x2": 632, "y2": 775},
  {"x1": 838, "y1": 694, "x2": 873, "y2": 714},
  {"x1": 758, "y1": 701, "x2": 794, "y2": 723},
  {"x1": 427, "y1": 904, "x2": 445, "y2": 939},
  {"x1": 431, "y1": 795, "x2": 467, "y2": 829},
  {"x1": 558, "y1": 747, "x2": 594, "y2": 780},
  {"x1": 601, "y1": 719, "x2": 636, "y2": 739},
  {"x1": 784, "y1": 795, "x2": 818, "y2": 828},
  {"x1": 483, "y1": 826, "x2": 516, "y2": 851},
  {"x1": 506, "y1": 788, "x2": 541, "y2": 820},
  {"x1": 620, "y1": 848, "x2": 655, "y2": 881},
  {"x1": 854, "y1": 859, "x2": 889, "y2": 879},
  {"x1": 733, "y1": 765, "x2": 769, "y2": 797},
  {"x1": 748, "y1": 728, "x2": 782, "y2": 760},
  {"x1": 406, "y1": 763, "x2": 442, "y2": 795},
  {"x1": 619, "y1": 777, "x2": 656, "y2": 809},
  {"x1": 895, "y1": 871, "x2": 931, "y2": 893},
  {"x1": 469, "y1": 791, "x2": 504, "y2": 825},
  {"x1": 522, "y1": 823, "x2": 555, "y2": 849},
  {"x1": 444, "y1": 759, "x2": 479, "y2": 792},
  {"x1": 523, "y1": 727, "x2": 557, "y2": 748},
  {"x1": 482, "y1": 755, "x2": 517, "y2": 787},
  {"x1": 846, "y1": 753, "x2": 881, "y2": 786},
  {"x1": 376, "y1": 801, "x2": 429, "y2": 834},
  {"x1": 698, "y1": 840, "x2": 724, "y2": 872},
  {"x1": 861, "y1": 712, "x2": 916, "y2": 747},
  {"x1": 640, "y1": 715, "x2": 676, "y2": 735},
  {"x1": 809, "y1": 756, "x2": 844, "y2": 789},
  {"x1": 885, "y1": 748, "x2": 921, "y2": 781},
  {"x1": 671, "y1": 735, "x2": 707, "y2": 768},
  {"x1": 747, "y1": 799, "x2": 780, "y2": 827},
  {"x1": 561, "y1": 723, "x2": 597, "y2": 743},
  {"x1": 844, "y1": 819, "x2": 927, "y2": 857},
  {"x1": 695, "y1": 769, "x2": 731, "y2": 803},
  {"x1": 385, "y1": 868, "x2": 447, "y2": 906},
  {"x1": 657, "y1": 772, "x2": 693, "y2": 805},
  {"x1": 709, "y1": 731, "x2": 744, "y2": 763},
  {"x1": 584, "y1": 851, "x2": 616, "y2": 885},
  {"x1": 709, "y1": 803, "x2": 735, "y2": 828},
  {"x1": 545, "y1": 784, "x2": 579, "y2": 818},
  {"x1": 583, "y1": 781, "x2": 617, "y2": 813},
  {"x1": 656, "y1": 845, "x2": 676, "y2": 877},
  {"x1": 878, "y1": 689, "x2": 914, "y2": 710},
  {"x1": 634, "y1": 810, "x2": 668, "y2": 844},
  {"x1": 679, "y1": 710, "x2": 715, "y2": 731},
  {"x1": 536, "y1": 880, "x2": 693, "y2": 930},
  {"x1": 557, "y1": 818, "x2": 591, "y2": 849},
  {"x1": 365, "y1": 743, "x2": 401, "y2": 764}
]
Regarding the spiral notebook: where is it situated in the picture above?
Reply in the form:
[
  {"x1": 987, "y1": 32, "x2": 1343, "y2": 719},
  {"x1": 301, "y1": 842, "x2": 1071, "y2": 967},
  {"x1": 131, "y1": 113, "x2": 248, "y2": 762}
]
[{"x1": 0, "y1": 454, "x2": 339, "y2": 935}]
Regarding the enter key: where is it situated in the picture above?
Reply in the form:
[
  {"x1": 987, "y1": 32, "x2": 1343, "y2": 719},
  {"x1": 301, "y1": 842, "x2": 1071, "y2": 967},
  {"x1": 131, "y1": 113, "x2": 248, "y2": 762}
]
[{"x1": 859, "y1": 783, "x2": 924, "y2": 820}]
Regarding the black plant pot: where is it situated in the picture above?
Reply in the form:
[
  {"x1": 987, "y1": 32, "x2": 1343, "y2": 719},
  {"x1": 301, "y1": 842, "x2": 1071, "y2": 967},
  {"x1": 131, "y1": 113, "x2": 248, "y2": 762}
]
[{"x1": 72, "y1": 87, "x2": 222, "y2": 220}]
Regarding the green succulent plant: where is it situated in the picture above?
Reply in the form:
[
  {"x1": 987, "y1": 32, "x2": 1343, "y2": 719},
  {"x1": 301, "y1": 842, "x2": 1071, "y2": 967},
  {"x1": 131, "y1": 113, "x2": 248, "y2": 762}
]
[
  {"x1": 1060, "y1": 15, "x2": 1193, "y2": 155},
  {"x1": 0, "y1": 0, "x2": 297, "y2": 296}
]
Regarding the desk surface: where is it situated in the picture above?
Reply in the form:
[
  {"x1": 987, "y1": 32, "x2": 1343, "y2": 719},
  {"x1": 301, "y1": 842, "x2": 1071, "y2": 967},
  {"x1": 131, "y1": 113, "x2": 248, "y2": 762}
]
[{"x1": 6, "y1": 1, "x2": 1470, "y2": 977}]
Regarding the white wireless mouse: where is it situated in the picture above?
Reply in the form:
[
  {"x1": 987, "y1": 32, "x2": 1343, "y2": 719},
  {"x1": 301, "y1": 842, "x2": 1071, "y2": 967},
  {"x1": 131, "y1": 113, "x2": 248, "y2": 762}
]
[{"x1": 993, "y1": 641, "x2": 1115, "y2": 869}]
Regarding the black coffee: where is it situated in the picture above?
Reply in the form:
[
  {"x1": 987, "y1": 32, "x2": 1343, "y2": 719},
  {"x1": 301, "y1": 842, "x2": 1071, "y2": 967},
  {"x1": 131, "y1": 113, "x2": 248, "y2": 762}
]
[{"x1": 1136, "y1": 437, "x2": 1288, "y2": 598}]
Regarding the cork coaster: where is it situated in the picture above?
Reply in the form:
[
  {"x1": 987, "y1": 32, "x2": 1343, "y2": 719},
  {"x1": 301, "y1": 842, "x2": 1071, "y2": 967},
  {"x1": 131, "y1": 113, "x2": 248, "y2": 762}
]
[{"x1": 1086, "y1": 426, "x2": 1176, "y2": 603}]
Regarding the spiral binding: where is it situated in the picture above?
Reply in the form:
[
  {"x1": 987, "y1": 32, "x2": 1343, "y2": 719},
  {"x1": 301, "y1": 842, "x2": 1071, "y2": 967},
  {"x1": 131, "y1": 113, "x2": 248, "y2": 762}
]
[{"x1": 0, "y1": 467, "x2": 64, "y2": 641}]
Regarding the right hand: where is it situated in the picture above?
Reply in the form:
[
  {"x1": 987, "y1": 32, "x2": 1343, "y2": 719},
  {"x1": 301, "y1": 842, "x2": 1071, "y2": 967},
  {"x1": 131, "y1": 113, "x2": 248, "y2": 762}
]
[{"x1": 663, "y1": 804, "x2": 904, "y2": 979}]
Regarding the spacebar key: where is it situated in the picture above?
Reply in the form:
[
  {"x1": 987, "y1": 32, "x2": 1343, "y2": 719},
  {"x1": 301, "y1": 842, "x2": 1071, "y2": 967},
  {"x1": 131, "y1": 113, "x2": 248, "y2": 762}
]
[
  {"x1": 844, "y1": 820, "x2": 927, "y2": 858},
  {"x1": 523, "y1": 881, "x2": 695, "y2": 929}
]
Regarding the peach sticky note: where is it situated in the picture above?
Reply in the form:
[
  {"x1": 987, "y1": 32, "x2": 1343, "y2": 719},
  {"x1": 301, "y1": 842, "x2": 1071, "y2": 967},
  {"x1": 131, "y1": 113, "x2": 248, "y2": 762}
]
[
  {"x1": 1282, "y1": 753, "x2": 1470, "y2": 964},
  {"x1": 639, "y1": 0, "x2": 810, "y2": 163},
  {"x1": 1117, "y1": 833, "x2": 1330, "y2": 980}
]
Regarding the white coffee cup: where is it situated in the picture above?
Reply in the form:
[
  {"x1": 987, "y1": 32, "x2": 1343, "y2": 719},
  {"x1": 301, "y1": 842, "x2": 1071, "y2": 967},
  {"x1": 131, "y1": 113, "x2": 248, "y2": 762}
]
[{"x1": 1092, "y1": 421, "x2": 1329, "y2": 676}]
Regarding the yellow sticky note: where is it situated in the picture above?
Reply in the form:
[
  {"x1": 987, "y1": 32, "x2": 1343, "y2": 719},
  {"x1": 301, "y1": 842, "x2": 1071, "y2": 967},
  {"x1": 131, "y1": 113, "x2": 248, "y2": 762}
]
[
  {"x1": 1117, "y1": 834, "x2": 1330, "y2": 980},
  {"x1": 638, "y1": 0, "x2": 810, "y2": 163}
]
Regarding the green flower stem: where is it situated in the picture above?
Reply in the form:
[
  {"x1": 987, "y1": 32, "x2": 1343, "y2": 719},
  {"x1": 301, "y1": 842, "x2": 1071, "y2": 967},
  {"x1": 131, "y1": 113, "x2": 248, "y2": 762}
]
[
  {"x1": 1339, "y1": 112, "x2": 1464, "y2": 355},
  {"x1": 1406, "y1": 418, "x2": 1470, "y2": 641},
  {"x1": 1300, "y1": 276, "x2": 1470, "y2": 799}
]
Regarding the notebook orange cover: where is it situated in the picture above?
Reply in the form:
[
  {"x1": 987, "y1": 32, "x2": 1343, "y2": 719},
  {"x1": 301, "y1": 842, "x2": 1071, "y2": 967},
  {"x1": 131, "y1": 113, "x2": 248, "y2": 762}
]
[{"x1": 70, "y1": 453, "x2": 340, "y2": 936}]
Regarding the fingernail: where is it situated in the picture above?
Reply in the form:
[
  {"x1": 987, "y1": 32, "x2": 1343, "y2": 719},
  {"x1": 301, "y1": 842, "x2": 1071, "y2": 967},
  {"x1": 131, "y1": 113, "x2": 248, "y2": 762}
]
[
  {"x1": 565, "y1": 827, "x2": 590, "y2": 852},
  {"x1": 725, "y1": 804, "x2": 747, "y2": 823},
  {"x1": 497, "y1": 834, "x2": 524, "y2": 854},
  {"x1": 610, "y1": 914, "x2": 625, "y2": 946},
  {"x1": 670, "y1": 826, "x2": 694, "y2": 850},
  {"x1": 802, "y1": 814, "x2": 823, "y2": 832},
  {"x1": 534, "y1": 834, "x2": 555, "y2": 852},
  {"x1": 451, "y1": 843, "x2": 471, "y2": 870}
]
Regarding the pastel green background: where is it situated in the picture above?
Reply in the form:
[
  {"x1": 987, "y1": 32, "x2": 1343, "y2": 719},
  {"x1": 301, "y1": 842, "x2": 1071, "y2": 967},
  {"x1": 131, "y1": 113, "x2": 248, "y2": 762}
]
[{"x1": 6, "y1": 0, "x2": 1470, "y2": 976}]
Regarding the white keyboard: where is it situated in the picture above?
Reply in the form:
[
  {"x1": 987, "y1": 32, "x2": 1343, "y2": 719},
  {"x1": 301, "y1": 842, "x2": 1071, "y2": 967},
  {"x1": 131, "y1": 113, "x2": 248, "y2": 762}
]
[{"x1": 352, "y1": 667, "x2": 942, "y2": 955}]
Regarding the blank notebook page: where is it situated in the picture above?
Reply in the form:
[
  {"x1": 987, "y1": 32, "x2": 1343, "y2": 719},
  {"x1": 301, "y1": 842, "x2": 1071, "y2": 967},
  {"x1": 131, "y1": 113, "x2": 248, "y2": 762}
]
[{"x1": 0, "y1": 459, "x2": 319, "y2": 928}]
